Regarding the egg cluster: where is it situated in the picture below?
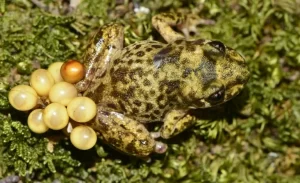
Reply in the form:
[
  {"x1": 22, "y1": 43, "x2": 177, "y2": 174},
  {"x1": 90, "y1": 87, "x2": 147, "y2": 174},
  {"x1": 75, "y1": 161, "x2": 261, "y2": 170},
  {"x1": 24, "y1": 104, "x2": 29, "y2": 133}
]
[{"x1": 8, "y1": 60, "x2": 98, "y2": 150}]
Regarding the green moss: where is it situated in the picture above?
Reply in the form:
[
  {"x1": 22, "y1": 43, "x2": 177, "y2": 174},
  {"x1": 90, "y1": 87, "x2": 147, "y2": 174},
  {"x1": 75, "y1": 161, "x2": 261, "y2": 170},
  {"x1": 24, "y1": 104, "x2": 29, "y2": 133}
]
[{"x1": 0, "y1": 0, "x2": 300, "y2": 182}]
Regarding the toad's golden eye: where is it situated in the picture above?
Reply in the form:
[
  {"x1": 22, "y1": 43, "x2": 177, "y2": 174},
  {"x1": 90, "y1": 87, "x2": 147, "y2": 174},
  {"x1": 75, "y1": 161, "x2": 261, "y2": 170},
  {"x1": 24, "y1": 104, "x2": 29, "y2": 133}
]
[
  {"x1": 70, "y1": 125, "x2": 97, "y2": 150},
  {"x1": 60, "y1": 60, "x2": 85, "y2": 84},
  {"x1": 43, "y1": 103, "x2": 69, "y2": 130},
  {"x1": 28, "y1": 109, "x2": 49, "y2": 134},
  {"x1": 30, "y1": 69, "x2": 55, "y2": 96},
  {"x1": 67, "y1": 97, "x2": 97, "y2": 123},
  {"x1": 9, "y1": 85, "x2": 38, "y2": 111},
  {"x1": 48, "y1": 62, "x2": 64, "y2": 83},
  {"x1": 49, "y1": 82, "x2": 78, "y2": 106}
]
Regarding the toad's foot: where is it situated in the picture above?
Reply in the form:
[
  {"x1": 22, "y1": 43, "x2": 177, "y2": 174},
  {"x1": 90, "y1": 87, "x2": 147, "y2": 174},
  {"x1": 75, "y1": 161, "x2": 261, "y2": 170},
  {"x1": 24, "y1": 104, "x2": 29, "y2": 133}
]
[{"x1": 160, "y1": 109, "x2": 196, "y2": 139}]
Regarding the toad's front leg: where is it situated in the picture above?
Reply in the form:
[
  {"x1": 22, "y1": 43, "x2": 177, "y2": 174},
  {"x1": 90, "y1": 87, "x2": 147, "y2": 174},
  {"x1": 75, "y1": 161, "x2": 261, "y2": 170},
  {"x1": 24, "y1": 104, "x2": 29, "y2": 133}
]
[
  {"x1": 91, "y1": 109, "x2": 168, "y2": 158},
  {"x1": 152, "y1": 12, "x2": 214, "y2": 43},
  {"x1": 160, "y1": 109, "x2": 196, "y2": 139},
  {"x1": 152, "y1": 13, "x2": 186, "y2": 43}
]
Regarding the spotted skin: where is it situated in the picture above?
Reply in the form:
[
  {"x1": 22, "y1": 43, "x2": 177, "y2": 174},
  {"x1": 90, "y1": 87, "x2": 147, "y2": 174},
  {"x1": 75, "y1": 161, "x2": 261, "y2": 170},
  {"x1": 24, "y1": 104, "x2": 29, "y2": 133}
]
[{"x1": 77, "y1": 13, "x2": 250, "y2": 158}]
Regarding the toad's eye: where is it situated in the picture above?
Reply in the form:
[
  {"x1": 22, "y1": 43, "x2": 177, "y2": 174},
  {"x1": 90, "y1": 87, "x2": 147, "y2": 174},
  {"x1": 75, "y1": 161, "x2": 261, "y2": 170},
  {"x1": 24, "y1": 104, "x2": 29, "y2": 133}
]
[
  {"x1": 206, "y1": 87, "x2": 225, "y2": 104},
  {"x1": 208, "y1": 41, "x2": 226, "y2": 54}
]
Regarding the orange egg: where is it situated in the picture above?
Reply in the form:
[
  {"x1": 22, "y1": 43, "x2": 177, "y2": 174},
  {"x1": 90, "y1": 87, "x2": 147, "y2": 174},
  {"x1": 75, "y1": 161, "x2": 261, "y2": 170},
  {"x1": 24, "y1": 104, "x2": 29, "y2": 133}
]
[{"x1": 60, "y1": 60, "x2": 85, "y2": 84}]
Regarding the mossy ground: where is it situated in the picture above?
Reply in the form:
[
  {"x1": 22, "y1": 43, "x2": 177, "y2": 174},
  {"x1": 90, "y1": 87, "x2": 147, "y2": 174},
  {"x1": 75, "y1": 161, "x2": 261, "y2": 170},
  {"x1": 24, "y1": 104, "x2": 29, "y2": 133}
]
[{"x1": 0, "y1": 0, "x2": 300, "y2": 182}]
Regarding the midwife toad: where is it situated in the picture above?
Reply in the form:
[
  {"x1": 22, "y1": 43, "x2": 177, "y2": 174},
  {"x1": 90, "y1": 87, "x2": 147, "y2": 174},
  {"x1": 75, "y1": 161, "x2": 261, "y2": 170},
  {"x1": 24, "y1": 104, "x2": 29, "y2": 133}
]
[{"x1": 75, "y1": 13, "x2": 250, "y2": 158}]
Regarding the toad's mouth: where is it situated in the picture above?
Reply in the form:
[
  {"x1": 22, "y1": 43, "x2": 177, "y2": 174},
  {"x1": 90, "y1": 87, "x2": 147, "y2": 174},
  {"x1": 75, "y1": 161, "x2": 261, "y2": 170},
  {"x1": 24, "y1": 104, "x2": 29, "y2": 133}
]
[{"x1": 188, "y1": 84, "x2": 246, "y2": 109}]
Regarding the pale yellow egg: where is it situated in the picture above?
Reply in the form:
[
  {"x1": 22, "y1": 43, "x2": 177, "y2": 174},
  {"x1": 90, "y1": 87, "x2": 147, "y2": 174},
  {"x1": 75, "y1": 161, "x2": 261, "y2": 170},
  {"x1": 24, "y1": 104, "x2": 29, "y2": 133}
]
[
  {"x1": 28, "y1": 109, "x2": 49, "y2": 134},
  {"x1": 43, "y1": 103, "x2": 69, "y2": 130},
  {"x1": 67, "y1": 97, "x2": 97, "y2": 123},
  {"x1": 30, "y1": 69, "x2": 55, "y2": 96},
  {"x1": 48, "y1": 62, "x2": 64, "y2": 83},
  {"x1": 70, "y1": 125, "x2": 97, "y2": 150},
  {"x1": 49, "y1": 82, "x2": 78, "y2": 106},
  {"x1": 8, "y1": 85, "x2": 38, "y2": 111}
]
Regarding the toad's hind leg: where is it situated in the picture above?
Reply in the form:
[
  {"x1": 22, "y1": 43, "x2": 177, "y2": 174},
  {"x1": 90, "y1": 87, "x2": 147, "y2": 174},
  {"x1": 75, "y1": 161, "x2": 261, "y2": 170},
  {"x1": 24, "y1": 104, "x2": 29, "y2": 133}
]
[
  {"x1": 76, "y1": 23, "x2": 124, "y2": 92},
  {"x1": 91, "y1": 110, "x2": 167, "y2": 158},
  {"x1": 160, "y1": 110, "x2": 196, "y2": 139}
]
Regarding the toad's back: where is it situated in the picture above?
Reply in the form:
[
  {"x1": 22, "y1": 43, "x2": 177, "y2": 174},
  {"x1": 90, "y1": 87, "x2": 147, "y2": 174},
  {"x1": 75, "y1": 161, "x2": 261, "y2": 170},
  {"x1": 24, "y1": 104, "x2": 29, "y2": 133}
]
[{"x1": 84, "y1": 40, "x2": 184, "y2": 122}]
